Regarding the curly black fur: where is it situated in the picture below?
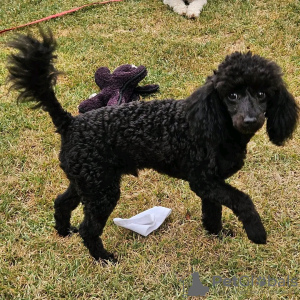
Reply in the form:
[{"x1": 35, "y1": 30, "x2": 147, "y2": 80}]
[
  {"x1": 7, "y1": 30, "x2": 299, "y2": 262},
  {"x1": 7, "y1": 28, "x2": 72, "y2": 130}
]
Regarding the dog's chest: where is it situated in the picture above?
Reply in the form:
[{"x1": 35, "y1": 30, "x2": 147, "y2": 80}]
[{"x1": 216, "y1": 142, "x2": 247, "y2": 179}]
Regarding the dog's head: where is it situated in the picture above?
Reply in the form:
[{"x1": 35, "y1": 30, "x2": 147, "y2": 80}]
[{"x1": 187, "y1": 52, "x2": 299, "y2": 145}]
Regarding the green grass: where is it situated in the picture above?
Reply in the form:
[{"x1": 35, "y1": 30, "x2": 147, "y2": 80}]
[{"x1": 0, "y1": 0, "x2": 299, "y2": 299}]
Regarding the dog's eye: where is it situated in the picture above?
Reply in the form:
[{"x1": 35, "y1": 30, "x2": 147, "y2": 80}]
[
  {"x1": 257, "y1": 92, "x2": 266, "y2": 100},
  {"x1": 228, "y1": 93, "x2": 238, "y2": 101}
]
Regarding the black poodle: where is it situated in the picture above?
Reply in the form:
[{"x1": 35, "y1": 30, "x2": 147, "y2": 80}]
[{"x1": 7, "y1": 30, "x2": 299, "y2": 262}]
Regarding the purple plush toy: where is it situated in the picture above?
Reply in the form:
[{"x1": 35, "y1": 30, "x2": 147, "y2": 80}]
[{"x1": 78, "y1": 64, "x2": 159, "y2": 113}]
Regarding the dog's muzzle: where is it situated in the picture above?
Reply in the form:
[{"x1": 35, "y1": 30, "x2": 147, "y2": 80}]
[{"x1": 233, "y1": 114, "x2": 265, "y2": 134}]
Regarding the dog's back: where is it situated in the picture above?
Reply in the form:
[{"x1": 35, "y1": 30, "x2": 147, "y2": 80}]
[{"x1": 60, "y1": 99, "x2": 191, "y2": 182}]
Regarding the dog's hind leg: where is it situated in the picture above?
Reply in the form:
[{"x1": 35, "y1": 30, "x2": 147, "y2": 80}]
[
  {"x1": 54, "y1": 183, "x2": 81, "y2": 237},
  {"x1": 79, "y1": 181, "x2": 120, "y2": 262}
]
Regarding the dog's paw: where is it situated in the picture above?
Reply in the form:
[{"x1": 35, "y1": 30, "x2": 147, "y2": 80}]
[
  {"x1": 186, "y1": 1, "x2": 207, "y2": 18},
  {"x1": 186, "y1": 3, "x2": 204, "y2": 18},
  {"x1": 173, "y1": 4, "x2": 188, "y2": 15},
  {"x1": 186, "y1": 8, "x2": 200, "y2": 18},
  {"x1": 97, "y1": 252, "x2": 118, "y2": 265},
  {"x1": 205, "y1": 227, "x2": 235, "y2": 240},
  {"x1": 249, "y1": 231, "x2": 267, "y2": 244},
  {"x1": 56, "y1": 226, "x2": 78, "y2": 237},
  {"x1": 203, "y1": 224, "x2": 222, "y2": 235},
  {"x1": 163, "y1": 0, "x2": 187, "y2": 15},
  {"x1": 243, "y1": 220, "x2": 267, "y2": 244}
]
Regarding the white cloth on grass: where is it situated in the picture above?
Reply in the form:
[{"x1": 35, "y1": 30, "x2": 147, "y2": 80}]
[{"x1": 113, "y1": 206, "x2": 172, "y2": 236}]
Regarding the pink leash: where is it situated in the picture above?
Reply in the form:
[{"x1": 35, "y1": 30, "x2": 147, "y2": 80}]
[{"x1": 0, "y1": 0, "x2": 123, "y2": 35}]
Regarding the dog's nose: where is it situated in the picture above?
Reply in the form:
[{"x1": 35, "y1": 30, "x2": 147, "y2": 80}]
[{"x1": 244, "y1": 116, "x2": 257, "y2": 124}]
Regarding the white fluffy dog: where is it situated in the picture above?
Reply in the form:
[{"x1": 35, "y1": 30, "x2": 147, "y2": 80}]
[{"x1": 164, "y1": 0, "x2": 207, "y2": 18}]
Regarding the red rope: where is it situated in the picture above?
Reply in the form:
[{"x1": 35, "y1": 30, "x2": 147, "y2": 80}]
[{"x1": 0, "y1": 0, "x2": 123, "y2": 34}]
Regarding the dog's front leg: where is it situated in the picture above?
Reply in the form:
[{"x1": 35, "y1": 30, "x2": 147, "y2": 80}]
[
  {"x1": 201, "y1": 198, "x2": 223, "y2": 235},
  {"x1": 189, "y1": 180, "x2": 267, "y2": 244}
]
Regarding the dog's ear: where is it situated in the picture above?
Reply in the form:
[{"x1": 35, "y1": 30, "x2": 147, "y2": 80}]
[
  {"x1": 266, "y1": 84, "x2": 299, "y2": 146},
  {"x1": 186, "y1": 81, "x2": 229, "y2": 144}
]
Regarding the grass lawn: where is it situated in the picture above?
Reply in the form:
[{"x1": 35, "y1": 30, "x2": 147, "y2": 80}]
[{"x1": 0, "y1": 0, "x2": 299, "y2": 299}]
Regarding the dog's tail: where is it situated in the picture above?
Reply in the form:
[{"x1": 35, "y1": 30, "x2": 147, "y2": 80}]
[{"x1": 7, "y1": 29, "x2": 72, "y2": 132}]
